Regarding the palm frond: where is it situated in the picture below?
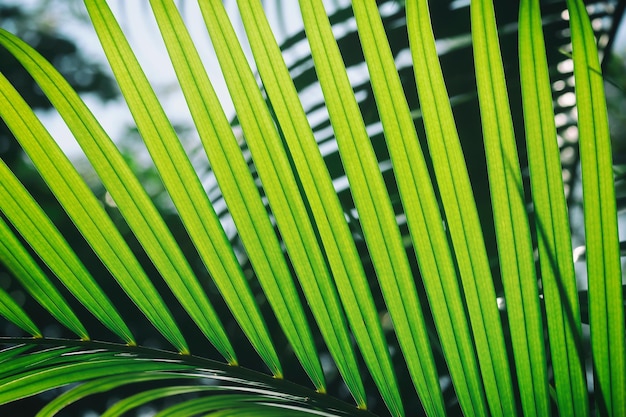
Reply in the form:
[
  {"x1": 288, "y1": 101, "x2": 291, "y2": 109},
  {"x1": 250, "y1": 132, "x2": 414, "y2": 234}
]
[{"x1": 0, "y1": 0, "x2": 624, "y2": 416}]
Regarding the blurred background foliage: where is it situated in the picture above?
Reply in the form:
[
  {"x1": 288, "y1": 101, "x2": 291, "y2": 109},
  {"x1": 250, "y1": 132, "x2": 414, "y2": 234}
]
[{"x1": 1, "y1": 0, "x2": 625, "y2": 415}]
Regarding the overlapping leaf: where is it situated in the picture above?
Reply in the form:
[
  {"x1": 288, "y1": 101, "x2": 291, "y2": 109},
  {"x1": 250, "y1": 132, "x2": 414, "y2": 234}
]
[
  {"x1": 196, "y1": 0, "x2": 364, "y2": 398},
  {"x1": 566, "y1": 0, "x2": 626, "y2": 415},
  {"x1": 0, "y1": 68, "x2": 184, "y2": 352},
  {"x1": 471, "y1": 0, "x2": 548, "y2": 414},
  {"x1": 519, "y1": 0, "x2": 588, "y2": 415},
  {"x1": 234, "y1": 0, "x2": 401, "y2": 412},
  {"x1": 0, "y1": 1, "x2": 623, "y2": 416}
]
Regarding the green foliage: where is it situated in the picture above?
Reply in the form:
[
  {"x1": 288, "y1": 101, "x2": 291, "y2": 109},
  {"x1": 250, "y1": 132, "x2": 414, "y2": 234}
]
[{"x1": 0, "y1": 0, "x2": 624, "y2": 416}]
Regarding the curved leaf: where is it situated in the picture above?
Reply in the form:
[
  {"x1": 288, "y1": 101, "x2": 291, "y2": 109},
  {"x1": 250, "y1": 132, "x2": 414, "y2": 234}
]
[
  {"x1": 0, "y1": 71, "x2": 185, "y2": 352},
  {"x1": 0, "y1": 154, "x2": 124, "y2": 343},
  {"x1": 0, "y1": 339, "x2": 373, "y2": 417},
  {"x1": 0, "y1": 286, "x2": 39, "y2": 338},
  {"x1": 84, "y1": 0, "x2": 243, "y2": 361},
  {"x1": 0, "y1": 214, "x2": 76, "y2": 339},
  {"x1": 39, "y1": 377, "x2": 211, "y2": 417},
  {"x1": 0, "y1": 355, "x2": 192, "y2": 405},
  {"x1": 0, "y1": 19, "x2": 248, "y2": 367},
  {"x1": 0, "y1": 1, "x2": 623, "y2": 416}
]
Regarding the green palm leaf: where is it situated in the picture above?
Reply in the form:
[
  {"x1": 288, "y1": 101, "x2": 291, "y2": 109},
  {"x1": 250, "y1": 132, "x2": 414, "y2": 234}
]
[
  {"x1": 0, "y1": 212, "x2": 80, "y2": 339},
  {"x1": 519, "y1": 0, "x2": 588, "y2": 415},
  {"x1": 566, "y1": 1, "x2": 626, "y2": 415},
  {"x1": 0, "y1": 285, "x2": 39, "y2": 338},
  {"x1": 471, "y1": 0, "x2": 546, "y2": 414},
  {"x1": 0, "y1": 67, "x2": 182, "y2": 352},
  {"x1": 0, "y1": 0, "x2": 623, "y2": 416},
  {"x1": 234, "y1": 0, "x2": 404, "y2": 414}
]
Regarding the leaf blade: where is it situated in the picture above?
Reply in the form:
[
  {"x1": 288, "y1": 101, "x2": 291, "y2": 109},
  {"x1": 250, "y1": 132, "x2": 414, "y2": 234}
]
[
  {"x1": 197, "y1": 0, "x2": 373, "y2": 395},
  {"x1": 297, "y1": 1, "x2": 450, "y2": 416},
  {"x1": 0, "y1": 214, "x2": 79, "y2": 339},
  {"x1": 0, "y1": 156, "x2": 126, "y2": 342},
  {"x1": 84, "y1": 0, "x2": 251, "y2": 362},
  {"x1": 566, "y1": 1, "x2": 626, "y2": 415},
  {"x1": 519, "y1": 0, "x2": 588, "y2": 415},
  {"x1": 470, "y1": 0, "x2": 551, "y2": 415},
  {"x1": 37, "y1": 374, "x2": 203, "y2": 417},
  {"x1": 0, "y1": 69, "x2": 185, "y2": 353},
  {"x1": 234, "y1": 0, "x2": 403, "y2": 409},
  {"x1": 0, "y1": 285, "x2": 40, "y2": 338},
  {"x1": 147, "y1": 0, "x2": 295, "y2": 377},
  {"x1": 406, "y1": 0, "x2": 521, "y2": 415},
  {"x1": 356, "y1": 1, "x2": 511, "y2": 416},
  {"x1": 1, "y1": 15, "x2": 243, "y2": 366}
]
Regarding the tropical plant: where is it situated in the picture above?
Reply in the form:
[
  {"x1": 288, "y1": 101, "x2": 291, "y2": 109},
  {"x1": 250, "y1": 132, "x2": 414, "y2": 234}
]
[{"x1": 0, "y1": 0, "x2": 624, "y2": 416}]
